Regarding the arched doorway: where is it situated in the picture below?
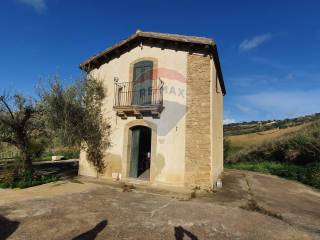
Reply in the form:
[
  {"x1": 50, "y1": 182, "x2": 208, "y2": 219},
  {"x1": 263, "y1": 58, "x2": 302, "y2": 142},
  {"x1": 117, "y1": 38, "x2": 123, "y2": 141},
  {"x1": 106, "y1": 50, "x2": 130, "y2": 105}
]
[{"x1": 129, "y1": 126, "x2": 152, "y2": 180}]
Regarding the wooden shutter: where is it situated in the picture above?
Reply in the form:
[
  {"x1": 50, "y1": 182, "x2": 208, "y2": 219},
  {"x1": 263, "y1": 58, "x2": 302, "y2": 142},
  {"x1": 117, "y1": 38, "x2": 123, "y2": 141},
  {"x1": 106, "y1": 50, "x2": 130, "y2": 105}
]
[{"x1": 132, "y1": 61, "x2": 153, "y2": 105}]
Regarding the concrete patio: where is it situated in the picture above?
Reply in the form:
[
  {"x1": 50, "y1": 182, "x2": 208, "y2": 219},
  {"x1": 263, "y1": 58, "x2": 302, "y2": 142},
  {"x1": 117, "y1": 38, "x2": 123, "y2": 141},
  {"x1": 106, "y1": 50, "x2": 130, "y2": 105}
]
[{"x1": 0, "y1": 170, "x2": 319, "y2": 240}]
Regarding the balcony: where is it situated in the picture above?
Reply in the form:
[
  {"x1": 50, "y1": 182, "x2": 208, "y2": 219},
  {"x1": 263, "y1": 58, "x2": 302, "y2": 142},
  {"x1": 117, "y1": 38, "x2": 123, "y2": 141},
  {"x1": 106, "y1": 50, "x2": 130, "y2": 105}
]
[{"x1": 114, "y1": 79, "x2": 164, "y2": 119}]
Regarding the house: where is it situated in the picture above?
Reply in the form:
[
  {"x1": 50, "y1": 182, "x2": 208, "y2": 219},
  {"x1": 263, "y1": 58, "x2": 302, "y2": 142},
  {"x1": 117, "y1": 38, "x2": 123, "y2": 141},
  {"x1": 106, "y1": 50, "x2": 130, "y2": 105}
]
[{"x1": 79, "y1": 30, "x2": 226, "y2": 190}]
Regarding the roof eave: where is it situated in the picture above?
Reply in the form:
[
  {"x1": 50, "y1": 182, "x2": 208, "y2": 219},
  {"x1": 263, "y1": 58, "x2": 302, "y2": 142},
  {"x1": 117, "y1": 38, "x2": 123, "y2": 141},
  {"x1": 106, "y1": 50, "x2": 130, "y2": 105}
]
[
  {"x1": 79, "y1": 32, "x2": 215, "y2": 70},
  {"x1": 79, "y1": 32, "x2": 140, "y2": 70},
  {"x1": 211, "y1": 44, "x2": 226, "y2": 95},
  {"x1": 79, "y1": 32, "x2": 226, "y2": 95}
]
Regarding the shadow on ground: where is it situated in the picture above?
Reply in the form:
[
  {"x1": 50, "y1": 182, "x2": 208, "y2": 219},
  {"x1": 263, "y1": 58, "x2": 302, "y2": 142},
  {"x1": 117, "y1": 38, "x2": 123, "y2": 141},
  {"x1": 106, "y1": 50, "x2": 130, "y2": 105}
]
[
  {"x1": 0, "y1": 215, "x2": 19, "y2": 240},
  {"x1": 174, "y1": 226, "x2": 198, "y2": 240},
  {"x1": 72, "y1": 220, "x2": 108, "y2": 240}
]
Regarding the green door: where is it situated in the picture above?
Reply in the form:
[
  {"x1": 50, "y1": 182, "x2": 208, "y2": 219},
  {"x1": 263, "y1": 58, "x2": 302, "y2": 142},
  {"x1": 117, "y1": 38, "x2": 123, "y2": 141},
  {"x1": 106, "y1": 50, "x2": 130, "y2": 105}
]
[
  {"x1": 129, "y1": 127, "x2": 140, "y2": 178},
  {"x1": 132, "y1": 61, "x2": 153, "y2": 105}
]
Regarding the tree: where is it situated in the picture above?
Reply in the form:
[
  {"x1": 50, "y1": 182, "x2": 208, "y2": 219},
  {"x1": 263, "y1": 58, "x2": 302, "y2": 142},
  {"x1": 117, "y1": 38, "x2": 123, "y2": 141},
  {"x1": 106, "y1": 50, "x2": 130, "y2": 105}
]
[
  {"x1": 40, "y1": 75, "x2": 110, "y2": 173},
  {"x1": 0, "y1": 94, "x2": 47, "y2": 175}
]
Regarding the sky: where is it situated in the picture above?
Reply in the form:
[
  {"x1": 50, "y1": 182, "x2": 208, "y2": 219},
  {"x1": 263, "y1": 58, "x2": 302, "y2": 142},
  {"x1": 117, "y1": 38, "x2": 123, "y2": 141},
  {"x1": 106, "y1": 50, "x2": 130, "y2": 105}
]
[{"x1": 0, "y1": 0, "x2": 320, "y2": 123}]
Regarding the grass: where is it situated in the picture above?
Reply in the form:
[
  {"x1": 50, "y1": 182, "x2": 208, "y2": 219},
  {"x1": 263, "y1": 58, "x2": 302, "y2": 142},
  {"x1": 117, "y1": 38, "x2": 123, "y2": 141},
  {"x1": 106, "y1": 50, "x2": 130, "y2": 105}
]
[
  {"x1": 0, "y1": 146, "x2": 78, "y2": 189},
  {"x1": 0, "y1": 174, "x2": 59, "y2": 189},
  {"x1": 34, "y1": 149, "x2": 79, "y2": 162},
  {"x1": 226, "y1": 161, "x2": 320, "y2": 189},
  {"x1": 0, "y1": 144, "x2": 80, "y2": 162},
  {"x1": 224, "y1": 121, "x2": 320, "y2": 189}
]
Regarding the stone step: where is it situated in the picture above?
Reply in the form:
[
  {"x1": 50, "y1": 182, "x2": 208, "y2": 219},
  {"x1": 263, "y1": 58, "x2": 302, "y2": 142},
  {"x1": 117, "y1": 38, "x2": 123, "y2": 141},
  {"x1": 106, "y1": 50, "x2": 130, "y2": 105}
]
[{"x1": 77, "y1": 176, "x2": 195, "y2": 200}]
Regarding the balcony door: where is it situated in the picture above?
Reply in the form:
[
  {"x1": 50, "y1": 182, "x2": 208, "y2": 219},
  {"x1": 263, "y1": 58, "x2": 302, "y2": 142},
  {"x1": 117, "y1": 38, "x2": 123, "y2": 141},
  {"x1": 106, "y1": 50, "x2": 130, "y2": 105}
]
[{"x1": 132, "y1": 61, "x2": 153, "y2": 105}]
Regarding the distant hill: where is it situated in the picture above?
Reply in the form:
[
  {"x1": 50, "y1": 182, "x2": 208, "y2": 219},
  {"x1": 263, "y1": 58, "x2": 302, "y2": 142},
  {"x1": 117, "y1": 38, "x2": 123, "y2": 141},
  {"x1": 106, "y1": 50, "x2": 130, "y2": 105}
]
[
  {"x1": 225, "y1": 123, "x2": 311, "y2": 148},
  {"x1": 224, "y1": 112, "x2": 320, "y2": 136}
]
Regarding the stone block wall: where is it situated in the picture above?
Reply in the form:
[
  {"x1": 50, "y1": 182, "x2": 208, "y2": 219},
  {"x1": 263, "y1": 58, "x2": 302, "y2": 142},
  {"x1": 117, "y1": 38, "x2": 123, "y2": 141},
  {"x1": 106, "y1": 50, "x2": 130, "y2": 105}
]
[{"x1": 185, "y1": 53, "x2": 212, "y2": 188}]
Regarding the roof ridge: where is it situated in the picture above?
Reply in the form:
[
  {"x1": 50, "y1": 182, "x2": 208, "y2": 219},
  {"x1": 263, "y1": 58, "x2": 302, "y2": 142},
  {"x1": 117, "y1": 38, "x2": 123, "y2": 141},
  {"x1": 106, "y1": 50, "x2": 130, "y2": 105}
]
[
  {"x1": 79, "y1": 30, "x2": 225, "y2": 95},
  {"x1": 138, "y1": 30, "x2": 214, "y2": 42},
  {"x1": 80, "y1": 31, "x2": 215, "y2": 69}
]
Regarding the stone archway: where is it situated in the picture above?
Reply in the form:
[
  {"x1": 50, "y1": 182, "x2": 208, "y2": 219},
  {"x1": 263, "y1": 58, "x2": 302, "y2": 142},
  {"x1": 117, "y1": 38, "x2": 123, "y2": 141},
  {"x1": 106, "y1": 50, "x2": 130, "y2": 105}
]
[{"x1": 122, "y1": 120, "x2": 157, "y2": 182}]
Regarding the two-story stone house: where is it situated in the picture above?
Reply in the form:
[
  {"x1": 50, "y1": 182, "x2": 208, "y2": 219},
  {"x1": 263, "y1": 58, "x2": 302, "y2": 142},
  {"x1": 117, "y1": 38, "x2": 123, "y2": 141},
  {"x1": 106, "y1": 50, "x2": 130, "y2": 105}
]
[{"x1": 79, "y1": 30, "x2": 226, "y2": 189}]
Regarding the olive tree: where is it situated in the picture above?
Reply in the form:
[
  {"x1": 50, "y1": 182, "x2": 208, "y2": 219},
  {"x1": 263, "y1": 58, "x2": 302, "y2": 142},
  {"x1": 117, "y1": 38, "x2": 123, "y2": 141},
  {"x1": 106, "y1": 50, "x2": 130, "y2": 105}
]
[
  {"x1": 40, "y1": 75, "x2": 110, "y2": 173},
  {"x1": 0, "y1": 94, "x2": 47, "y2": 175}
]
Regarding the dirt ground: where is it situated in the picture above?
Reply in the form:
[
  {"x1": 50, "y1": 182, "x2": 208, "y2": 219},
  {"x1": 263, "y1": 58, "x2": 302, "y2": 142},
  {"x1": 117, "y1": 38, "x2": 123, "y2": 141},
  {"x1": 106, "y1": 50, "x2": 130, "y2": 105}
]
[{"x1": 0, "y1": 170, "x2": 319, "y2": 240}]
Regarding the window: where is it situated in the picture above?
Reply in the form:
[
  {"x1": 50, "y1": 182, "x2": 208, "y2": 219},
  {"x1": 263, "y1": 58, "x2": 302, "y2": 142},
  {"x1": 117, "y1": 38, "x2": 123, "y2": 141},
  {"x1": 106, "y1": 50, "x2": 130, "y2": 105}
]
[{"x1": 132, "y1": 61, "x2": 153, "y2": 105}]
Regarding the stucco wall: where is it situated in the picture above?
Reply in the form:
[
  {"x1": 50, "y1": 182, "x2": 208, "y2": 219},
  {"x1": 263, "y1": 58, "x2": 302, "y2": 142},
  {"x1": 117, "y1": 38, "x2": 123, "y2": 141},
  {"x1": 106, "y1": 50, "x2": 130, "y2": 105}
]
[
  {"x1": 211, "y1": 59, "x2": 224, "y2": 185},
  {"x1": 79, "y1": 44, "x2": 188, "y2": 187}
]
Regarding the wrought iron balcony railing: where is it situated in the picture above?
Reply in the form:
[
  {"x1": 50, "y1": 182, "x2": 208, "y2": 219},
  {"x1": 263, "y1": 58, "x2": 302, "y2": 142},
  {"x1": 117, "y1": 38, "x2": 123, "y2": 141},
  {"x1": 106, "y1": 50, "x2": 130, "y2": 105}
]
[{"x1": 114, "y1": 79, "x2": 164, "y2": 119}]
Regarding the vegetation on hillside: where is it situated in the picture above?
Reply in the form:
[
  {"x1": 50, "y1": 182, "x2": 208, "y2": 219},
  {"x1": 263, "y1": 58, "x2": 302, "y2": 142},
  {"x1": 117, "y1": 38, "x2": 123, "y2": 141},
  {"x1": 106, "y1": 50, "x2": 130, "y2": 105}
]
[
  {"x1": 226, "y1": 121, "x2": 320, "y2": 164},
  {"x1": 224, "y1": 112, "x2": 320, "y2": 136},
  {"x1": 225, "y1": 124, "x2": 310, "y2": 149},
  {"x1": 225, "y1": 120, "x2": 320, "y2": 189}
]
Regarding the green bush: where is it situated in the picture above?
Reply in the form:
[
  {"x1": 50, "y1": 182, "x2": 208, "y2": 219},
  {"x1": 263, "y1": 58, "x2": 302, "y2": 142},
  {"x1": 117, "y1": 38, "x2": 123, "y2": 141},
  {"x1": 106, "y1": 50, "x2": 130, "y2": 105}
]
[
  {"x1": 0, "y1": 172, "x2": 59, "y2": 189},
  {"x1": 226, "y1": 161, "x2": 320, "y2": 189}
]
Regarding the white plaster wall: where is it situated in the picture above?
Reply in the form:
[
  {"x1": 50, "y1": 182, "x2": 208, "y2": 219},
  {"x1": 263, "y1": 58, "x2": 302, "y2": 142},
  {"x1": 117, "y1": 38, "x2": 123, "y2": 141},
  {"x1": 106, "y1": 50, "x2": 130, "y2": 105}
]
[{"x1": 79, "y1": 45, "x2": 187, "y2": 186}]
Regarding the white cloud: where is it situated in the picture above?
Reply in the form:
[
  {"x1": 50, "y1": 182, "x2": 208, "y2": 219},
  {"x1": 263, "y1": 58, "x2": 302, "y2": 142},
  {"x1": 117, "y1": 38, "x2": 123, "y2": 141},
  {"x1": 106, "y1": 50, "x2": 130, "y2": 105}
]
[
  {"x1": 250, "y1": 56, "x2": 288, "y2": 70},
  {"x1": 231, "y1": 74, "x2": 279, "y2": 89},
  {"x1": 235, "y1": 104, "x2": 251, "y2": 113},
  {"x1": 241, "y1": 89, "x2": 320, "y2": 119},
  {"x1": 239, "y1": 33, "x2": 272, "y2": 51},
  {"x1": 17, "y1": 0, "x2": 47, "y2": 13},
  {"x1": 286, "y1": 70, "x2": 320, "y2": 83},
  {"x1": 223, "y1": 118, "x2": 236, "y2": 125}
]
